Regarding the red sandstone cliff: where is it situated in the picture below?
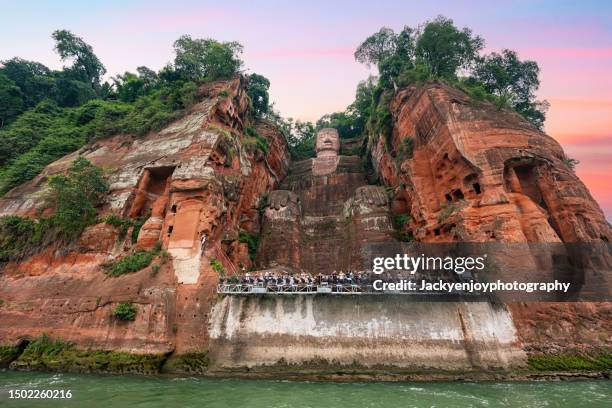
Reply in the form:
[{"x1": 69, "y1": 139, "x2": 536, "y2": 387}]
[
  {"x1": 0, "y1": 79, "x2": 609, "y2": 376},
  {"x1": 372, "y1": 82, "x2": 610, "y2": 244},
  {"x1": 0, "y1": 77, "x2": 289, "y2": 358},
  {"x1": 368, "y1": 82, "x2": 611, "y2": 356}
]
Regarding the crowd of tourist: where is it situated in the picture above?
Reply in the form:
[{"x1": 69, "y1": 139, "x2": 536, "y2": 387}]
[{"x1": 220, "y1": 270, "x2": 372, "y2": 289}]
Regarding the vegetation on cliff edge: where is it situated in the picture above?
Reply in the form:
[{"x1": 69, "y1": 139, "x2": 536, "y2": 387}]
[
  {"x1": 0, "y1": 30, "x2": 246, "y2": 194},
  {"x1": 286, "y1": 15, "x2": 550, "y2": 160}
]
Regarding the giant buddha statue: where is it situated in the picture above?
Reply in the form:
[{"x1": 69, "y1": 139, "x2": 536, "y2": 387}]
[
  {"x1": 315, "y1": 128, "x2": 340, "y2": 158},
  {"x1": 313, "y1": 128, "x2": 340, "y2": 176}
]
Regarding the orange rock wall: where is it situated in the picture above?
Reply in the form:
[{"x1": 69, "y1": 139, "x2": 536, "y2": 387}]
[
  {"x1": 0, "y1": 77, "x2": 290, "y2": 355},
  {"x1": 369, "y1": 82, "x2": 612, "y2": 354}
]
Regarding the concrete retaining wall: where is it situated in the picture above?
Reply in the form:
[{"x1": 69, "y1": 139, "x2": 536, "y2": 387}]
[{"x1": 208, "y1": 295, "x2": 526, "y2": 373}]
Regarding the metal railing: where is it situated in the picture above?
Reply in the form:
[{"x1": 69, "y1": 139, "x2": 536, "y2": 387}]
[
  {"x1": 217, "y1": 282, "x2": 482, "y2": 296},
  {"x1": 217, "y1": 283, "x2": 365, "y2": 295}
]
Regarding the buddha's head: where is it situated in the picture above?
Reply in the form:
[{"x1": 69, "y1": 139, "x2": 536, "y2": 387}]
[{"x1": 315, "y1": 128, "x2": 340, "y2": 157}]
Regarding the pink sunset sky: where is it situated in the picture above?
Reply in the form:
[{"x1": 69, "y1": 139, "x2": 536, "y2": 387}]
[{"x1": 1, "y1": 0, "x2": 611, "y2": 220}]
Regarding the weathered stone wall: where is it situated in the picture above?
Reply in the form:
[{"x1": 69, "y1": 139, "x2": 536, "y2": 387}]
[{"x1": 208, "y1": 295, "x2": 525, "y2": 373}]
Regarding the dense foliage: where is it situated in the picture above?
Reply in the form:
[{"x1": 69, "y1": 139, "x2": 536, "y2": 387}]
[
  {"x1": 354, "y1": 16, "x2": 548, "y2": 133},
  {"x1": 0, "y1": 158, "x2": 108, "y2": 261},
  {"x1": 47, "y1": 156, "x2": 108, "y2": 237},
  {"x1": 246, "y1": 73, "x2": 271, "y2": 118},
  {"x1": 172, "y1": 35, "x2": 243, "y2": 81},
  {"x1": 471, "y1": 49, "x2": 549, "y2": 127},
  {"x1": 0, "y1": 30, "x2": 245, "y2": 195}
]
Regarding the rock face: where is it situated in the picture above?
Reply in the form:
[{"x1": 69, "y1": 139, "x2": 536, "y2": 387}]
[
  {"x1": 0, "y1": 80, "x2": 609, "y2": 377},
  {"x1": 366, "y1": 82, "x2": 612, "y2": 358},
  {"x1": 256, "y1": 128, "x2": 395, "y2": 274},
  {"x1": 0, "y1": 78, "x2": 289, "y2": 356},
  {"x1": 209, "y1": 127, "x2": 527, "y2": 374},
  {"x1": 372, "y1": 83, "x2": 611, "y2": 244}
]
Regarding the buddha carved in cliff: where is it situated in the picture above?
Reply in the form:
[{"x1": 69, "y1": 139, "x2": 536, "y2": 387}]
[{"x1": 315, "y1": 128, "x2": 340, "y2": 158}]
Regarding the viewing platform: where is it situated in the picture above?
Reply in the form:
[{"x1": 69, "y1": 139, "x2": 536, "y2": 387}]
[{"x1": 217, "y1": 282, "x2": 483, "y2": 297}]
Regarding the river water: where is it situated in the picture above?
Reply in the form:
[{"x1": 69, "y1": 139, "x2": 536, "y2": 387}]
[{"x1": 0, "y1": 371, "x2": 610, "y2": 407}]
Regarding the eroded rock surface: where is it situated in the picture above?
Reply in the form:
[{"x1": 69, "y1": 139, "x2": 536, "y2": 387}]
[
  {"x1": 0, "y1": 79, "x2": 609, "y2": 377},
  {"x1": 367, "y1": 82, "x2": 612, "y2": 357},
  {"x1": 0, "y1": 78, "x2": 289, "y2": 356},
  {"x1": 371, "y1": 83, "x2": 610, "y2": 244}
]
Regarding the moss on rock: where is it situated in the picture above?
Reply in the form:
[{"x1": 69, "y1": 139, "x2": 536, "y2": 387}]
[
  {"x1": 527, "y1": 351, "x2": 612, "y2": 372},
  {"x1": 0, "y1": 345, "x2": 21, "y2": 367},
  {"x1": 10, "y1": 334, "x2": 166, "y2": 374},
  {"x1": 163, "y1": 351, "x2": 209, "y2": 374}
]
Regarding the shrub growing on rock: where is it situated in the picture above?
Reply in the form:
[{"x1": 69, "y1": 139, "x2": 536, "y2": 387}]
[
  {"x1": 47, "y1": 156, "x2": 108, "y2": 238},
  {"x1": 106, "y1": 250, "x2": 155, "y2": 277},
  {"x1": 112, "y1": 302, "x2": 137, "y2": 321}
]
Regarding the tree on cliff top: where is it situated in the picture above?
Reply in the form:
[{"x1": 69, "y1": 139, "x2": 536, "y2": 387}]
[
  {"x1": 415, "y1": 16, "x2": 484, "y2": 78},
  {"x1": 472, "y1": 49, "x2": 548, "y2": 128},
  {"x1": 0, "y1": 30, "x2": 248, "y2": 195},
  {"x1": 173, "y1": 35, "x2": 243, "y2": 81},
  {"x1": 52, "y1": 29, "x2": 106, "y2": 93},
  {"x1": 352, "y1": 16, "x2": 548, "y2": 129}
]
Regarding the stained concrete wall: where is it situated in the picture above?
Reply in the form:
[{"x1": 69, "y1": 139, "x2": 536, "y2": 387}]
[{"x1": 208, "y1": 295, "x2": 526, "y2": 373}]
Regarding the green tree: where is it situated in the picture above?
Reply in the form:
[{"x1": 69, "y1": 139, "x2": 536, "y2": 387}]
[
  {"x1": 173, "y1": 35, "x2": 243, "y2": 80},
  {"x1": 355, "y1": 26, "x2": 416, "y2": 89},
  {"x1": 113, "y1": 72, "x2": 147, "y2": 103},
  {"x1": 285, "y1": 120, "x2": 316, "y2": 160},
  {"x1": 136, "y1": 66, "x2": 158, "y2": 86},
  {"x1": 415, "y1": 16, "x2": 484, "y2": 78},
  {"x1": 54, "y1": 74, "x2": 96, "y2": 107},
  {"x1": 354, "y1": 27, "x2": 398, "y2": 68},
  {"x1": 47, "y1": 156, "x2": 108, "y2": 237},
  {"x1": 247, "y1": 73, "x2": 270, "y2": 117},
  {"x1": 0, "y1": 73, "x2": 24, "y2": 127},
  {"x1": 0, "y1": 57, "x2": 57, "y2": 108},
  {"x1": 52, "y1": 29, "x2": 106, "y2": 91},
  {"x1": 345, "y1": 76, "x2": 376, "y2": 132},
  {"x1": 472, "y1": 49, "x2": 547, "y2": 127}
]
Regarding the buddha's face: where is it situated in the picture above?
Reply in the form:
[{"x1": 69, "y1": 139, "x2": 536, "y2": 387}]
[{"x1": 315, "y1": 128, "x2": 340, "y2": 157}]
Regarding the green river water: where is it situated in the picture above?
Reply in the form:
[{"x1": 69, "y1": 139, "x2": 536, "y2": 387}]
[{"x1": 0, "y1": 371, "x2": 610, "y2": 407}]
